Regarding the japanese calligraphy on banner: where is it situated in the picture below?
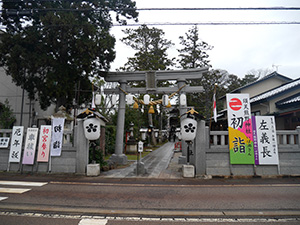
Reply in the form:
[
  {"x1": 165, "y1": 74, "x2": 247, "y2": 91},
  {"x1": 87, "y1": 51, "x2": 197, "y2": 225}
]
[
  {"x1": 226, "y1": 94, "x2": 254, "y2": 164},
  {"x1": 0, "y1": 137, "x2": 10, "y2": 148},
  {"x1": 252, "y1": 116, "x2": 279, "y2": 165},
  {"x1": 37, "y1": 125, "x2": 52, "y2": 162},
  {"x1": 22, "y1": 128, "x2": 39, "y2": 165},
  {"x1": 9, "y1": 126, "x2": 24, "y2": 163},
  {"x1": 50, "y1": 117, "x2": 65, "y2": 156}
]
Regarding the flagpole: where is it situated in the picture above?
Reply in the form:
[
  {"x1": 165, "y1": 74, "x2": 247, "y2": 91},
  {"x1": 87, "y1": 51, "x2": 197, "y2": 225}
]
[{"x1": 209, "y1": 83, "x2": 217, "y2": 131}]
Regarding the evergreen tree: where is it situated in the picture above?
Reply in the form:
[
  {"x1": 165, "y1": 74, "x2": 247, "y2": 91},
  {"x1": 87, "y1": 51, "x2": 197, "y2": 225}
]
[
  {"x1": 177, "y1": 26, "x2": 213, "y2": 69},
  {"x1": 120, "y1": 24, "x2": 174, "y2": 71},
  {"x1": 0, "y1": 99, "x2": 16, "y2": 129},
  {"x1": 0, "y1": 1, "x2": 138, "y2": 110}
]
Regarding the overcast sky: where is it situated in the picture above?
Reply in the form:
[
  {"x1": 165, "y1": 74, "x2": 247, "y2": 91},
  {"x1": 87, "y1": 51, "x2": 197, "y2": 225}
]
[{"x1": 110, "y1": 0, "x2": 300, "y2": 80}]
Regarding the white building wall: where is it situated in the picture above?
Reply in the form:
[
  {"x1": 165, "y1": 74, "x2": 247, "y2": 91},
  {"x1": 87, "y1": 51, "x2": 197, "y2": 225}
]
[{"x1": 0, "y1": 67, "x2": 55, "y2": 128}]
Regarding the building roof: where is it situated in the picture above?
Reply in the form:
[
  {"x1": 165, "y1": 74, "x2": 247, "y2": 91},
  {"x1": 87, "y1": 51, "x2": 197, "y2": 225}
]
[
  {"x1": 250, "y1": 78, "x2": 300, "y2": 104},
  {"x1": 231, "y1": 71, "x2": 292, "y2": 93},
  {"x1": 275, "y1": 92, "x2": 300, "y2": 109}
]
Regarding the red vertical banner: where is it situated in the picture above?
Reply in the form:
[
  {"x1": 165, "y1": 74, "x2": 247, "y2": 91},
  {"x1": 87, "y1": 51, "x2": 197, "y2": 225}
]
[{"x1": 36, "y1": 125, "x2": 52, "y2": 162}]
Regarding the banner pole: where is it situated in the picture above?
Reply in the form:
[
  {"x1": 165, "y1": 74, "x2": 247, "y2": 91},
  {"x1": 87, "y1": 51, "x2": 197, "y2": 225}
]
[{"x1": 209, "y1": 83, "x2": 217, "y2": 131}]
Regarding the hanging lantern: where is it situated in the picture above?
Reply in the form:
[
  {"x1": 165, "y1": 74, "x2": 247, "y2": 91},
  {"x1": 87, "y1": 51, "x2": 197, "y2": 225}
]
[
  {"x1": 126, "y1": 94, "x2": 134, "y2": 105},
  {"x1": 112, "y1": 94, "x2": 117, "y2": 105},
  {"x1": 181, "y1": 117, "x2": 197, "y2": 141},
  {"x1": 180, "y1": 93, "x2": 187, "y2": 106},
  {"x1": 148, "y1": 105, "x2": 155, "y2": 114},
  {"x1": 133, "y1": 101, "x2": 139, "y2": 109},
  {"x1": 166, "y1": 100, "x2": 171, "y2": 108},
  {"x1": 83, "y1": 116, "x2": 101, "y2": 140},
  {"x1": 143, "y1": 94, "x2": 150, "y2": 105},
  {"x1": 162, "y1": 94, "x2": 169, "y2": 106},
  {"x1": 95, "y1": 93, "x2": 101, "y2": 105}
]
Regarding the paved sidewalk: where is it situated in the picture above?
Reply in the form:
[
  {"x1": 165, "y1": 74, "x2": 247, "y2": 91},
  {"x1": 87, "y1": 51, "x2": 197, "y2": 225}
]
[{"x1": 100, "y1": 142, "x2": 182, "y2": 179}]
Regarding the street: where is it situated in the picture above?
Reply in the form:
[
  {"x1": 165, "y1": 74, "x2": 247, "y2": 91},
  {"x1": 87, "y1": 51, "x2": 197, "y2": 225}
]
[{"x1": 0, "y1": 175, "x2": 300, "y2": 224}]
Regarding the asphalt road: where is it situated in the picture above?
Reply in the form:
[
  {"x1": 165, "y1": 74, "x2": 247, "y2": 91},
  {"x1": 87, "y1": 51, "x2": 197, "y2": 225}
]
[{"x1": 0, "y1": 175, "x2": 300, "y2": 224}]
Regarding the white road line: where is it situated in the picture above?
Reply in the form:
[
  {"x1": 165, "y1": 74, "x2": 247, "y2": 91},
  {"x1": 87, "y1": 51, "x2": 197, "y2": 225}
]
[
  {"x1": 0, "y1": 188, "x2": 31, "y2": 194},
  {"x1": 78, "y1": 219, "x2": 108, "y2": 225},
  {"x1": 0, "y1": 181, "x2": 48, "y2": 187},
  {"x1": 50, "y1": 181, "x2": 300, "y2": 188},
  {"x1": 0, "y1": 197, "x2": 8, "y2": 201}
]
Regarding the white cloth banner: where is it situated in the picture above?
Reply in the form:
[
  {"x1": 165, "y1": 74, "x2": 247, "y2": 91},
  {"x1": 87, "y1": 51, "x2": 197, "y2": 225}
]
[
  {"x1": 9, "y1": 126, "x2": 24, "y2": 163},
  {"x1": 252, "y1": 116, "x2": 279, "y2": 165},
  {"x1": 22, "y1": 128, "x2": 39, "y2": 165},
  {"x1": 50, "y1": 117, "x2": 65, "y2": 156}
]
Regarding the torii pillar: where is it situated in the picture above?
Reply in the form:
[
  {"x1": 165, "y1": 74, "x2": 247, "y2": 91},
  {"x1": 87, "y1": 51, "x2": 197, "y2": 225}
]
[
  {"x1": 109, "y1": 79, "x2": 128, "y2": 165},
  {"x1": 178, "y1": 78, "x2": 188, "y2": 164}
]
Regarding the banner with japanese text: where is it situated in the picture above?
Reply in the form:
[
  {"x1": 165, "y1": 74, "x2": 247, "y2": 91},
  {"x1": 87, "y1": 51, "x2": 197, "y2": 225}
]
[
  {"x1": 22, "y1": 128, "x2": 39, "y2": 165},
  {"x1": 36, "y1": 125, "x2": 52, "y2": 162},
  {"x1": 226, "y1": 94, "x2": 254, "y2": 164},
  {"x1": 9, "y1": 126, "x2": 24, "y2": 163},
  {"x1": 252, "y1": 116, "x2": 279, "y2": 165},
  {"x1": 0, "y1": 137, "x2": 10, "y2": 148},
  {"x1": 50, "y1": 117, "x2": 65, "y2": 156}
]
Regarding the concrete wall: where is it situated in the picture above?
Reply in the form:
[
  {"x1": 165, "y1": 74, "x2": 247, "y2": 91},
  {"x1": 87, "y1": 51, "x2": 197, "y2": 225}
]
[{"x1": 193, "y1": 122, "x2": 300, "y2": 177}]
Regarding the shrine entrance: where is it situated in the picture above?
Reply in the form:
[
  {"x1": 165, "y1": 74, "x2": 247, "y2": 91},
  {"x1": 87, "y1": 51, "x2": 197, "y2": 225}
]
[{"x1": 103, "y1": 68, "x2": 208, "y2": 165}]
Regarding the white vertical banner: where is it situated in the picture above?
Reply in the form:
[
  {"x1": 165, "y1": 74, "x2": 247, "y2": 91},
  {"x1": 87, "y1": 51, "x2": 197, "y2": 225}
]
[
  {"x1": 9, "y1": 126, "x2": 24, "y2": 163},
  {"x1": 252, "y1": 116, "x2": 279, "y2": 165},
  {"x1": 22, "y1": 128, "x2": 39, "y2": 165},
  {"x1": 50, "y1": 117, "x2": 65, "y2": 156},
  {"x1": 36, "y1": 125, "x2": 52, "y2": 162}
]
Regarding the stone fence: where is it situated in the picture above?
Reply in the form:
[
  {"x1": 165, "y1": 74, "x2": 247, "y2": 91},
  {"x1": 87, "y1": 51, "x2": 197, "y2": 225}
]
[
  {"x1": 1, "y1": 119, "x2": 300, "y2": 177},
  {"x1": 192, "y1": 121, "x2": 300, "y2": 177},
  {"x1": 0, "y1": 120, "x2": 88, "y2": 174}
]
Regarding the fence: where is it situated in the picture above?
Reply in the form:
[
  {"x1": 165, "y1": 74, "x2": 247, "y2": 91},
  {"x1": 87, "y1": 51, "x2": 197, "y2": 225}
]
[
  {"x1": 0, "y1": 120, "x2": 89, "y2": 174},
  {"x1": 193, "y1": 121, "x2": 300, "y2": 177},
  {"x1": 1, "y1": 120, "x2": 300, "y2": 177}
]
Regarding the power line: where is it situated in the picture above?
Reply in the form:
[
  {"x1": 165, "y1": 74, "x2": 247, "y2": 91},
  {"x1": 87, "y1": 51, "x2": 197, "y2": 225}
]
[
  {"x1": 113, "y1": 21, "x2": 300, "y2": 26},
  {"x1": 1, "y1": 21, "x2": 299, "y2": 30},
  {"x1": 137, "y1": 7, "x2": 300, "y2": 11},
  {"x1": 1, "y1": 7, "x2": 300, "y2": 14}
]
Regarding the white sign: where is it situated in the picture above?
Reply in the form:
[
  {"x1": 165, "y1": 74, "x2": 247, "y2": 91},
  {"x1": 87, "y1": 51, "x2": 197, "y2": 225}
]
[
  {"x1": 9, "y1": 126, "x2": 24, "y2": 163},
  {"x1": 50, "y1": 117, "x2": 65, "y2": 156},
  {"x1": 252, "y1": 116, "x2": 279, "y2": 165},
  {"x1": 22, "y1": 128, "x2": 39, "y2": 165},
  {"x1": 138, "y1": 141, "x2": 143, "y2": 153},
  {"x1": 0, "y1": 137, "x2": 10, "y2": 148}
]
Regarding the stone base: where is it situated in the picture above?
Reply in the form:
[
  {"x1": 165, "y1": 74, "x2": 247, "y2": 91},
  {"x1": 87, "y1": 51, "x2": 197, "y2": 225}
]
[
  {"x1": 134, "y1": 162, "x2": 147, "y2": 175},
  {"x1": 183, "y1": 164, "x2": 195, "y2": 178},
  {"x1": 87, "y1": 164, "x2": 100, "y2": 177},
  {"x1": 178, "y1": 156, "x2": 187, "y2": 164},
  {"x1": 109, "y1": 154, "x2": 128, "y2": 165},
  {"x1": 126, "y1": 144, "x2": 137, "y2": 154}
]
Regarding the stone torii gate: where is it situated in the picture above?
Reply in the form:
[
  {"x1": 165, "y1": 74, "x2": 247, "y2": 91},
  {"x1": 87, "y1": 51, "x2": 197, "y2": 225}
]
[{"x1": 103, "y1": 68, "x2": 208, "y2": 165}]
